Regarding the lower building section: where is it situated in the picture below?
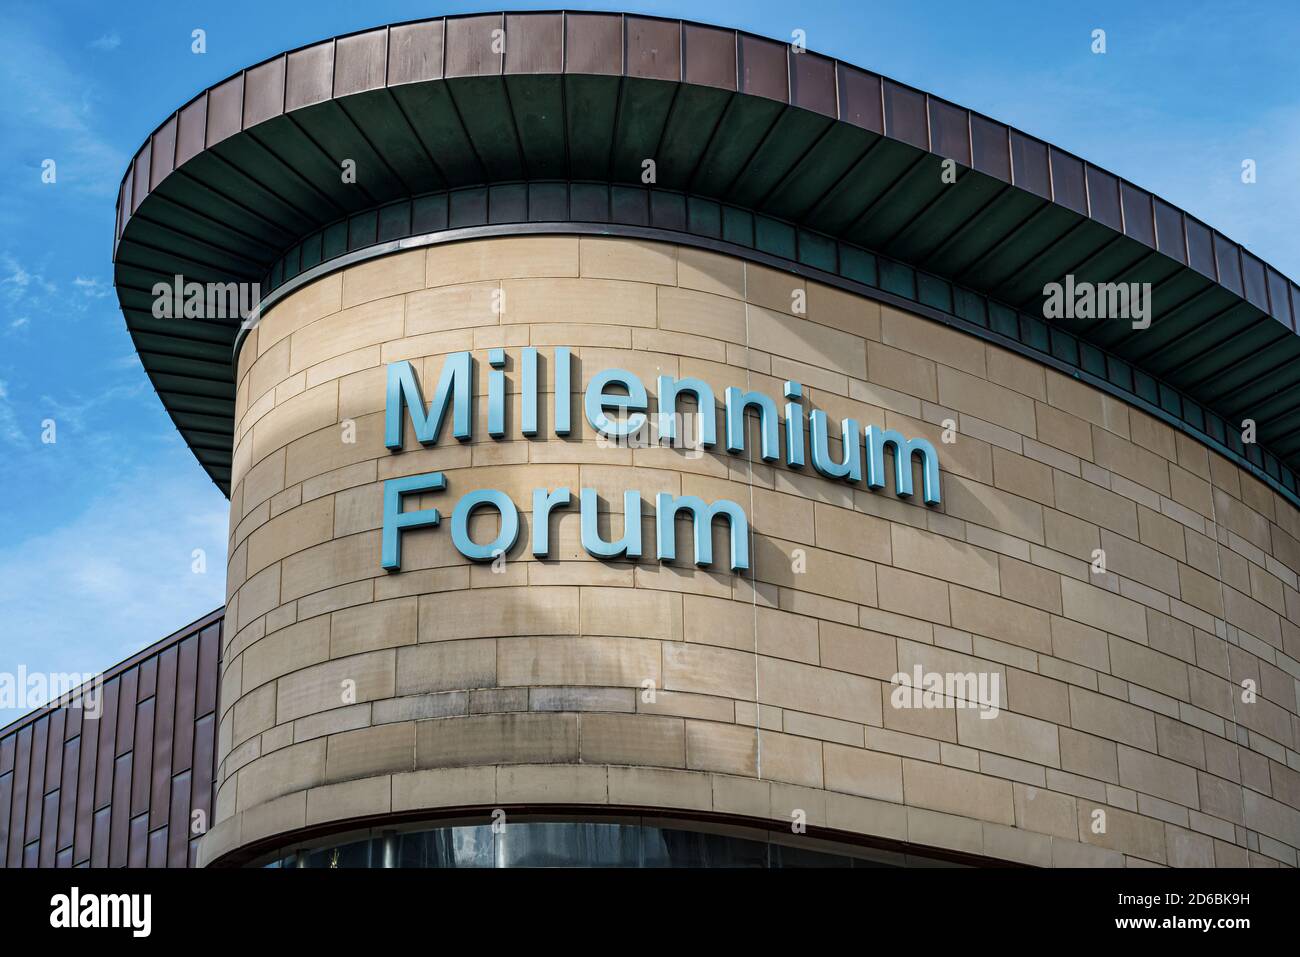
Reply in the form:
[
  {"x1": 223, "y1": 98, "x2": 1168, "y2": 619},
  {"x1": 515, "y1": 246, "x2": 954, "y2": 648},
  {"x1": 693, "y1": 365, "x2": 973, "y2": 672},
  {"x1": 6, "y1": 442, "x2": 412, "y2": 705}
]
[
  {"x1": 204, "y1": 235, "x2": 1300, "y2": 868},
  {"x1": 0, "y1": 611, "x2": 222, "y2": 868},
  {"x1": 253, "y1": 812, "x2": 976, "y2": 868}
]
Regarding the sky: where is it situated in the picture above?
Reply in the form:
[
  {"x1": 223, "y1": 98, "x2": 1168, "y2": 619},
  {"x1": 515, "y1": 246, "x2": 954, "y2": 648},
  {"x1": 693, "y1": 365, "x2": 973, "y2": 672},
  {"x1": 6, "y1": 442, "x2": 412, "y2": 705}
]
[{"x1": 0, "y1": 0, "x2": 1297, "y2": 725}]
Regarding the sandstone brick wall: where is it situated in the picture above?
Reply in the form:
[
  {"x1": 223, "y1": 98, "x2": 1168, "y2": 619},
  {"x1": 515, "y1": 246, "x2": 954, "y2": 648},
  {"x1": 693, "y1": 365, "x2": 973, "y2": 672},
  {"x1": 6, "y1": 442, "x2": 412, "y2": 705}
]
[{"x1": 201, "y1": 235, "x2": 1300, "y2": 867}]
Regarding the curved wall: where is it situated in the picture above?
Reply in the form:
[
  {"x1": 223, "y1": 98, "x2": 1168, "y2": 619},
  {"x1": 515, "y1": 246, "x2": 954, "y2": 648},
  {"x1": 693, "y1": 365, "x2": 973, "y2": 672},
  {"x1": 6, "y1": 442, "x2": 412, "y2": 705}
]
[{"x1": 201, "y1": 235, "x2": 1300, "y2": 867}]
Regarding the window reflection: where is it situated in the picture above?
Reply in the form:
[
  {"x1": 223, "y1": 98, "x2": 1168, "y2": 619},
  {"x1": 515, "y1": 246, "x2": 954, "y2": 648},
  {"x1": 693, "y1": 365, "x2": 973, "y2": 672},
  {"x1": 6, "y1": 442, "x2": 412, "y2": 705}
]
[
  {"x1": 398, "y1": 825, "x2": 493, "y2": 868},
  {"x1": 498, "y1": 821, "x2": 639, "y2": 868},
  {"x1": 261, "y1": 818, "x2": 971, "y2": 869}
]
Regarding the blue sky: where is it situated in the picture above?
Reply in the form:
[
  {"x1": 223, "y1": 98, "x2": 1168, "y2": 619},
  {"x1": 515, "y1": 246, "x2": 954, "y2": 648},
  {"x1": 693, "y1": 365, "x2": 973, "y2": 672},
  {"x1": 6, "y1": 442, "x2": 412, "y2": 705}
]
[{"x1": 1, "y1": 0, "x2": 1297, "y2": 724}]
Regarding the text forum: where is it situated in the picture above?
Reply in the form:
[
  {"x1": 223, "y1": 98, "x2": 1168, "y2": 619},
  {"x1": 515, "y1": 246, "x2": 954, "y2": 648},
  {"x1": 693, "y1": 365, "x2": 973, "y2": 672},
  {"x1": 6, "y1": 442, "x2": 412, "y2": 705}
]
[{"x1": 381, "y1": 348, "x2": 943, "y2": 572}]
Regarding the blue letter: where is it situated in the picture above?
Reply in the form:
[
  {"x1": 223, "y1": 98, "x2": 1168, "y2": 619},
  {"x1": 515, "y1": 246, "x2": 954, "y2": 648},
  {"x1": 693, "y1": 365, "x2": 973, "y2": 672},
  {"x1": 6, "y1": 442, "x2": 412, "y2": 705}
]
[
  {"x1": 864, "y1": 426, "x2": 942, "y2": 505},
  {"x1": 450, "y1": 489, "x2": 519, "y2": 561},
  {"x1": 385, "y1": 354, "x2": 473, "y2": 451},
  {"x1": 585, "y1": 368, "x2": 647, "y2": 439},
  {"x1": 654, "y1": 493, "x2": 749, "y2": 571},
  {"x1": 532, "y1": 487, "x2": 571, "y2": 557},
  {"x1": 784, "y1": 380, "x2": 805, "y2": 468},
  {"x1": 657, "y1": 375, "x2": 716, "y2": 448},
  {"x1": 521, "y1": 347, "x2": 539, "y2": 436},
  {"x1": 580, "y1": 487, "x2": 642, "y2": 559},
  {"x1": 381, "y1": 471, "x2": 446, "y2": 570},
  {"x1": 809, "y1": 410, "x2": 861, "y2": 482},
  {"x1": 723, "y1": 387, "x2": 779, "y2": 462},
  {"x1": 487, "y1": 348, "x2": 506, "y2": 438},
  {"x1": 554, "y1": 347, "x2": 571, "y2": 436}
]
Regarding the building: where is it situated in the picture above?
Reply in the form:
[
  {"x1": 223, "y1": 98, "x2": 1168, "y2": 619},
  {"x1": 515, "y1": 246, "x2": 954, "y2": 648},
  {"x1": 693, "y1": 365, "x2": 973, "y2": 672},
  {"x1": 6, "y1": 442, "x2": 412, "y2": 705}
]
[{"x1": 3, "y1": 11, "x2": 1300, "y2": 868}]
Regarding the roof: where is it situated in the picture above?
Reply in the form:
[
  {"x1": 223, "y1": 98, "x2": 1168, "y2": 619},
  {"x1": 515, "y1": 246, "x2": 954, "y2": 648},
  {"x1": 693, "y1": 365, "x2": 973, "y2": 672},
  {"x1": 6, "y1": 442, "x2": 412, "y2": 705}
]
[{"x1": 112, "y1": 11, "x2": 1300, "y2": 500}]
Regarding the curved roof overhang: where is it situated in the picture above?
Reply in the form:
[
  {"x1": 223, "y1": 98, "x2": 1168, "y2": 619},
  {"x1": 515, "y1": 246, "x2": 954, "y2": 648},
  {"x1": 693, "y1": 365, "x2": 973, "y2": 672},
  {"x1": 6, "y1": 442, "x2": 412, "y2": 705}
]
[{"x1": 112, "y1": 11, "x2": 1300, "y2": 499}]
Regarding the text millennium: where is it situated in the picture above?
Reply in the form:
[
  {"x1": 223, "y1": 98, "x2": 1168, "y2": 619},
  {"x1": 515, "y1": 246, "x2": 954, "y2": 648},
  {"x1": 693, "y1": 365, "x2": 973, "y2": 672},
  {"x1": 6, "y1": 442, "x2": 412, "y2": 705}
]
[{"x1": 382, "y1": 348, "x2": 943, "y2": 572}]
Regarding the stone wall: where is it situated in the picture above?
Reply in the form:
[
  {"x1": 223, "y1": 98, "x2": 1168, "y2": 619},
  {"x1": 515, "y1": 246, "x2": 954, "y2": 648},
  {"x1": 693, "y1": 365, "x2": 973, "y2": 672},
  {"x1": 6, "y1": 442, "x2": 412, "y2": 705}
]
[{"x1": 200, "y1": 235, "x2": 1300, "y2": 867}]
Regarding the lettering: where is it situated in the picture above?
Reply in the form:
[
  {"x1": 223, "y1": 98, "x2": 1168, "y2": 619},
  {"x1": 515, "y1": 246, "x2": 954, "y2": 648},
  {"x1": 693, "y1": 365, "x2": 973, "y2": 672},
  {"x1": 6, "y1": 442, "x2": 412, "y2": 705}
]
[{"x1": 380, "y1": 351, "x2": 943, "y2": 571}]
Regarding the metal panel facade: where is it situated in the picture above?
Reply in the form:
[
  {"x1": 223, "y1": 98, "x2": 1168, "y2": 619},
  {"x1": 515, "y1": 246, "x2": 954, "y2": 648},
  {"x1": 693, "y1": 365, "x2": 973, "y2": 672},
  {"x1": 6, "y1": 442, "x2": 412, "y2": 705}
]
[{"x1": 0, "y1": 609, "x2": 222, "y2": 868}]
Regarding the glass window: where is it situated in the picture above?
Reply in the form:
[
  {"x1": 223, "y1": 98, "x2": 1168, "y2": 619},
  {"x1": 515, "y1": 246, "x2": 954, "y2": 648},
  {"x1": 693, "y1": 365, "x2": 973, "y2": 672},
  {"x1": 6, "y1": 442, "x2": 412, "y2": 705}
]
[
  {"x1": 260, "y1": 817, "x2": 971, "y2": 869},
  {"x1": 398, "y1": 825, "x2": 493, "y2": 868},
  {"x1": 498, "y1": 822, "x2": 639, "y2": 868}
]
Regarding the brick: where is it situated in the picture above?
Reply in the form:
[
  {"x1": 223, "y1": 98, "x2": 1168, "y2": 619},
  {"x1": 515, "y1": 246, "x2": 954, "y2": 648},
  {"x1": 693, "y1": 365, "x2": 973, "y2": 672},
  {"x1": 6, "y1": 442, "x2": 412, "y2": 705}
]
[
  {"x1": 416, "y1": 713, "x2": 578, "y2": 767},
  {"x1": 1068, "y1": 686, "x2": 1157, "y2": 752},
  {"x1": 1116, "y1": 744, "x2": 1198, "y2": 806},
  {"x1": 684, "y1": 721, "x2": 756, "y2": 775},
  {"x1": 677, "y1": 245, "x2": 744, "y2": 298},
  {"x1": 938, "y1": 366, "x2": 1036, "y2": 435},
  {"x1": 756, "y1": 655, "x2": 882, "y2": 725},
  {"x1": 1013, "y1": 783, "x2": 1078, "y2": 839},
  {"x1": 901, "y1": 758, "x2": 1014, "y2": 825},
  {"x1": 663, "y1": 642, "x2": 755, "y2": 699},
  {"x1": 957, "y1": 707, "x2": 1060, "y2": 767},
  {"x1": 427, "y1": 236, "x2": 578, "y2": 286},
  {"x1": 656, "y1": 286, "x2": 746, "y2": 343},
  {"x1": 891, "y1": 525, "x2": 999, "y2": 593},
  {"x1": 818, "y1": 622, "x2": 897, "y2": 680},
  {"x1": 992, "y1": 446, "x2": 1054, "y2": 505},
  {"x1": 950, "y1": 586, "x2": 1051, "y2": 653},
  {"x1": 331, "y1": 597, "x2": 417, "y2": 657},
  {"x1": 392, "y1": 766, "x2": 495, "y2": 811},
  {"x1": 325, "y1": 722, "x2": 415, "y2": 780},
  {"x1": 503, "y1": 278, "x2": 655, "y2": 327},
  {"x1": 882, "y1": 305, "x2": 985, "y2": 377},
  {"x1": 1060, "y1": 578, "x2": 1147, "y2": 643},
  {"x1": 1108, "y1": 636, "x2": 1189, "y2": 701},
  {"x1": 580, "y1": 237, "x2": 676, "y2": 283},
  {"x1": 501, "y1": 635, "x2": 660, "y2": 688},
  {"x1": 580, "y1": 713, "x2": 685, "y2": 767},
  {"x1": 241, "y1": 617, "x2": 330, "y2": 691},
  {"x1": 823, "y1": 744, "x2": 904, "y2": 801},
  {"x1": 1059, "y1": 728, "x2": 1118, "y2": 783},
  {"x1": 276, "y1": 650, "x2": 395, "y2": 722},
  {"x1": 759, "y1": 731, "x2": 824, "y2": 788}
]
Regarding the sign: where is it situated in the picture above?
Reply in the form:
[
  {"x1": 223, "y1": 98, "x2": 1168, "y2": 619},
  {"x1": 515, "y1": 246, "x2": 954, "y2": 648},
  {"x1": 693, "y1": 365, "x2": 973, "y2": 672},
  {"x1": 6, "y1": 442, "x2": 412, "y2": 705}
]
[{"x1": 381, "y1": 349, "x2": 941, "y2": 571}]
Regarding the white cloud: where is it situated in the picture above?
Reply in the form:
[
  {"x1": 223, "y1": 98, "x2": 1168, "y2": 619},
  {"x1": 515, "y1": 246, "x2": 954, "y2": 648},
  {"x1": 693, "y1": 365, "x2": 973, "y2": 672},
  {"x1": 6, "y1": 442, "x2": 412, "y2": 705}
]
[
  {"x1": 38, "y1": 379, "x2": 149, "y2": 434},
  {"x1": 88, "y1": 32, "x2": 121, "y2": 52},
  {"x1": 73, "y1": 275, "x2": 109, "y2": 299},
  {"x1": 0, "y1": 252, "x2": 59, "y2": 313},
  {"x1": 0, "y1": 256, "x2": 117, "y2": 321},
  {"x1": 0, "y1": 11, "x2": 127, "y2": 198},
  {"x1": 0, "y1": 466, "x2": 227, "y2": 726},
  {"x1": 109, "y1": 351, "x2": 142, "y2": 370},
  {"x1": 0, "y1": 380, "x2": 27, "y2": 446}
]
